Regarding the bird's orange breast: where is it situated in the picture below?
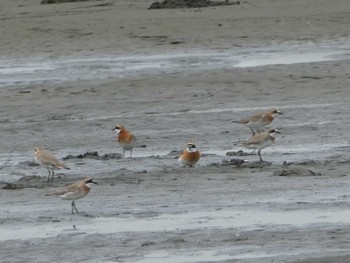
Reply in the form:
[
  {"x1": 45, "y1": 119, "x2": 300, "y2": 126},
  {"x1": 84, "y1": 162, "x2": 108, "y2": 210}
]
[
  {"x1": 118, "y1": 131, "x2": 134, "y2": 144},
  {"x1": 180, "y1": 150, "x2": 200, "y2": 165}
]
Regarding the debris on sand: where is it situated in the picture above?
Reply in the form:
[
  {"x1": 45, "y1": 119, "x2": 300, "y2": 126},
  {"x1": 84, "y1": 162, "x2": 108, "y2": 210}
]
[
  {"x1": 221, "y1": 158, "x2": 245, "y2": 167},
  {"x1": 3, "y1": 176, "x2": 48, "y2": 189},
  {"x1": 41, "y1": 0, "x2": 92, "y2": 4},
  {"x1": 273, "y1": 167, "x2": 321, "y2": 177},
  {"x1": 226, "y1": 150, "x2": 252, "y2": 156},
  {"x1": 149, "y1": 0, "x2": 240, "y2": 9},
  {"x1": 63, "y1": 151, "x2": 123, "y2": 160},
  {"x1": 165, "y1": 150, "x2": 182, "y2": 158}
]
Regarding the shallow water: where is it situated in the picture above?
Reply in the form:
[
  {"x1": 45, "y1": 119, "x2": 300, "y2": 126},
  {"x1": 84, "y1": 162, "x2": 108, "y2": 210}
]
[
  {"x1": 2, "y1": 208, "x2": 350, "y2": 242},
  {"x1": 135, "y1": 248, "x2": 350, "y2": 263},
  {"x1": 1, "y1": 42, "x2": 349, "y2": 88}
]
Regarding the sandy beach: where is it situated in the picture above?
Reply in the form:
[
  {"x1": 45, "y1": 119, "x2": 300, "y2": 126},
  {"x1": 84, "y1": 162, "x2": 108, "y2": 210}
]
[{"x1": 1, "y1": 0, "x2": 350, "y2": 262}]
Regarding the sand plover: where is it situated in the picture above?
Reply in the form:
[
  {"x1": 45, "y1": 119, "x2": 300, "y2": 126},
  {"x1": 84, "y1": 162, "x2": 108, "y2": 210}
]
[
  {"x1": 233, "y1": 108, "x2": 282, "y2": 135},
  {"x1": 178, "y1": 142, "x2": 201, "y2": 167},
  {"x1": 35, "y1": 147, "x2": 70, "y2": 182},
  {"x1": 241, "y1": 129, "x2": 281, "y2": 162},
  {"x1": 113, "y1": 124, "x2": 137, "y2": 158},
  {"x1": 46, "y1": 178, "x2": 97, "y2": 214}
]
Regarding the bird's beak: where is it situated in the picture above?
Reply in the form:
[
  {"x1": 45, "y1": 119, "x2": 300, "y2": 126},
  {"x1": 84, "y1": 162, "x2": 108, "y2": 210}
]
[{"x1": 277, "y1": 111, "x2": 283, "y2": 115}]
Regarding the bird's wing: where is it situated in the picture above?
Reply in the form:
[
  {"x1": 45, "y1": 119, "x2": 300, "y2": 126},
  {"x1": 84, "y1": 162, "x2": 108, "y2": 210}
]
[
  {"x1": 247, "y1": 112, "x2": 265, "y2": 122},
  {"x1": 37, "y1": 150, "x2": 59, "y2": 164},
  {"x1": 238, "y1": 112, "x2": 263, "y2": 124},
  {"x1": 126, "y1": 133, "x2": 137, "y2": 145},
  {"x1": 60, "y1": 188, "x2": 83, "y2": 200},
  {"x1": 48, "y1": 181, "x2": 81, "y2": 196},
  {"x1": 38, "y1": 150, "x2": 68, "y2": 169},
  {"x1": 243, "y1": 132, "x2": 268, "y2": 145}
]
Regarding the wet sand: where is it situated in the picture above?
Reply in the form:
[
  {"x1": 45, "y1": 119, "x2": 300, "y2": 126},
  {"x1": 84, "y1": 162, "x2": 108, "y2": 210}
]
[{"x1": 1, "y1": 0, "x2": 350, "y2": 262}]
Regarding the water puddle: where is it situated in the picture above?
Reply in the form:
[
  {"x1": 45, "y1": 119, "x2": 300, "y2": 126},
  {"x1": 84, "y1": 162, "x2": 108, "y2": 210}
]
[
  {"x1": 234, "y1": 50, "x2": 342, "y2": 67},
  {"x1": 134, "y1": 249, "x2": 236, "y2": 263},
  {"x1": 2, "y1": 208, "x2": 350, "y2": 242},
  {"x1": 1, "y1": 42, "x2": 349, "y2": 87},
  {"x1": 58, "y1": 101, "x2": 342, "y2": 121},
  {"x1": 135, "y1": 248, "x2": 350, "y2": 263}
]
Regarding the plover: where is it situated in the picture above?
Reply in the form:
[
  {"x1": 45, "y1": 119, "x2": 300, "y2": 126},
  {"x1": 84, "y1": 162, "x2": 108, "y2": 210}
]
[
  {"x1": 241, "y1": 129, "x2": 281, "y2": 162},
  {"x1": 35, "y1": 147, "x2": 70, "y2": 182},
  {"x1": 178, "y1": 142, "x2": 201, "y2": 167},
  {"x1": 46, "y1": 178, "x2": 97, "y2": 214},
  {"x1": 113, "y1": 124, "x2": 137, "y2": 158},
  {"x1": 233, "y1": 108, "x2": 282, "y2": 135}
]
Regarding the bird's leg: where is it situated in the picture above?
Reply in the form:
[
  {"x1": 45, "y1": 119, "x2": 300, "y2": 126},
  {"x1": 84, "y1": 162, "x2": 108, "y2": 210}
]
[
  {"x1": 47, "y1": 168, "x2": 50, "y2": 182},
  {"x1": 71, "y1": 200, "x2": 79, "y2": 214},
  {"x1": 249, "y1": 127, "x2": 256, "y2": 136},
  {"x1": 123, "y1": 149, "x2": 126, "y2": 158},
  {"x1": 258, "y1": 149, "x2": 263, "y2": 162},
  {"x1": 47, "y1": 168, "x2": 52, "y2": 182},
  {"x1": 51, "y1": 169, "x2": 55, "y2": 182},
  {"x1": 129, "y1": 149, "x2": 132, "y2": 158}
]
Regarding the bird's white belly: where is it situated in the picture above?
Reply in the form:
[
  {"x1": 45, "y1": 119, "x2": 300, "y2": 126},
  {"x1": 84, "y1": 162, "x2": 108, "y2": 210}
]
[{"x1": 60, "y1": 191, "x2": 86, "y2": 200}]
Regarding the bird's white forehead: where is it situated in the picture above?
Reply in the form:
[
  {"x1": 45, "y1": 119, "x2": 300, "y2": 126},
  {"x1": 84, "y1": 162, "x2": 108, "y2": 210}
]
[{"x1": 187, "y1": 147, "x2": 198, "y2": 153}]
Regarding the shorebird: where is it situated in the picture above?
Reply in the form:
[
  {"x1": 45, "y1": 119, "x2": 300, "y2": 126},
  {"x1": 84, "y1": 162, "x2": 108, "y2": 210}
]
[
  {"x1": 35, "y1": 147, "x2": 70, "y2": 182},
  {"x1": 178, "y1": 142, "x2": 201, "y2": 167},
  {"x1": 113, "y1": 124, "x2": 137, "y2": 158},
  {"x1": 46, "y1": 178, "x2": 98, "y2": 214},
  {"x1": 241, "y1": 129, "x2": 281, "y2": 162},
  {"x1": 233, "y1": 108, "x2": 282, "y2": 135}
]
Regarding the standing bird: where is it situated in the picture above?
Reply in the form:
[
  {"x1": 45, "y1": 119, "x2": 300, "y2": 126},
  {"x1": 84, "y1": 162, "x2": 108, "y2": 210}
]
[
  {"x1": 46, "y1": 178, "x2": 98, "y2": 214},
  {"x1": 233, "y1": 108, "x2": 282, "y2": 135},
  {"x1": 113, "y1": 124, "x2": 137, "y2": 158},
  {"x1": 35, "y1": 147, "x2": 70, "y2": 182},
  {"x1": 241, "y1": 129, "x2": 281, "y2": 162},
  {"x1": 178, "y1": 142, "x2": 201, "y2": 167}
]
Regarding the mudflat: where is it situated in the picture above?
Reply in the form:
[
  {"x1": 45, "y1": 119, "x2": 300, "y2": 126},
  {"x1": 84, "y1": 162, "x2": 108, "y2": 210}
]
[{"x1": 1, "y1": 0, "x2": 350, "y2": 262}]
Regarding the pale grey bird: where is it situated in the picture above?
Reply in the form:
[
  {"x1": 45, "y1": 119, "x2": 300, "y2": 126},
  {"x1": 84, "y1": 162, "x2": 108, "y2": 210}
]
[{"x1": 35, "y1": 147, "x2": 70, "y2": 182}]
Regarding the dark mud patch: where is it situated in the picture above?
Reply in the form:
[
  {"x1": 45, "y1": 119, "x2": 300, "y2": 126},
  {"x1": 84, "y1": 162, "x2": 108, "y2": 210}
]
[
  {"x1": 63, "y1": 151, "x2": 123, "y2": 160},
  {"x1": 163, "y1": 150, "x2": 182, "y2": 158},
  {"x1": 2, "y1": 175, "x2": 49, "y2": 189},
  {"x1": 41, "y1": 0, "x2": 97, "y2": 4},
  {"x1": 221, "y1": 158, "x2": 246, "y2": 167},
  {"x1": 208, "y1": 159, "x2": 271, "y2": 168},
  {"x1": 226, "y1": 150, "x2": 253, "y2": 156},
  {"x1": 283, "y1": 160, "x2": 323, "y2": 166},
  {"x1": 273, "y1": 167, "x2": 321, "y2": 177},
  {"x1": 18, "y1": 161, "x2": 40, "y2": 168},
  {"x1": 149, "y1": 0, "x2": 240, "y2": 9}
]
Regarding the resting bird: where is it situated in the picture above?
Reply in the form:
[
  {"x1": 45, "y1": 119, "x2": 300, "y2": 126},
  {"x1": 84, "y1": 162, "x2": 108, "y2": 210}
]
[
  {"x1": 178, "y1": 142, "x2": 201, "y2": 167},
  {"x1": 113, "y1": 124, "x2": 137, "y2": 158}
]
